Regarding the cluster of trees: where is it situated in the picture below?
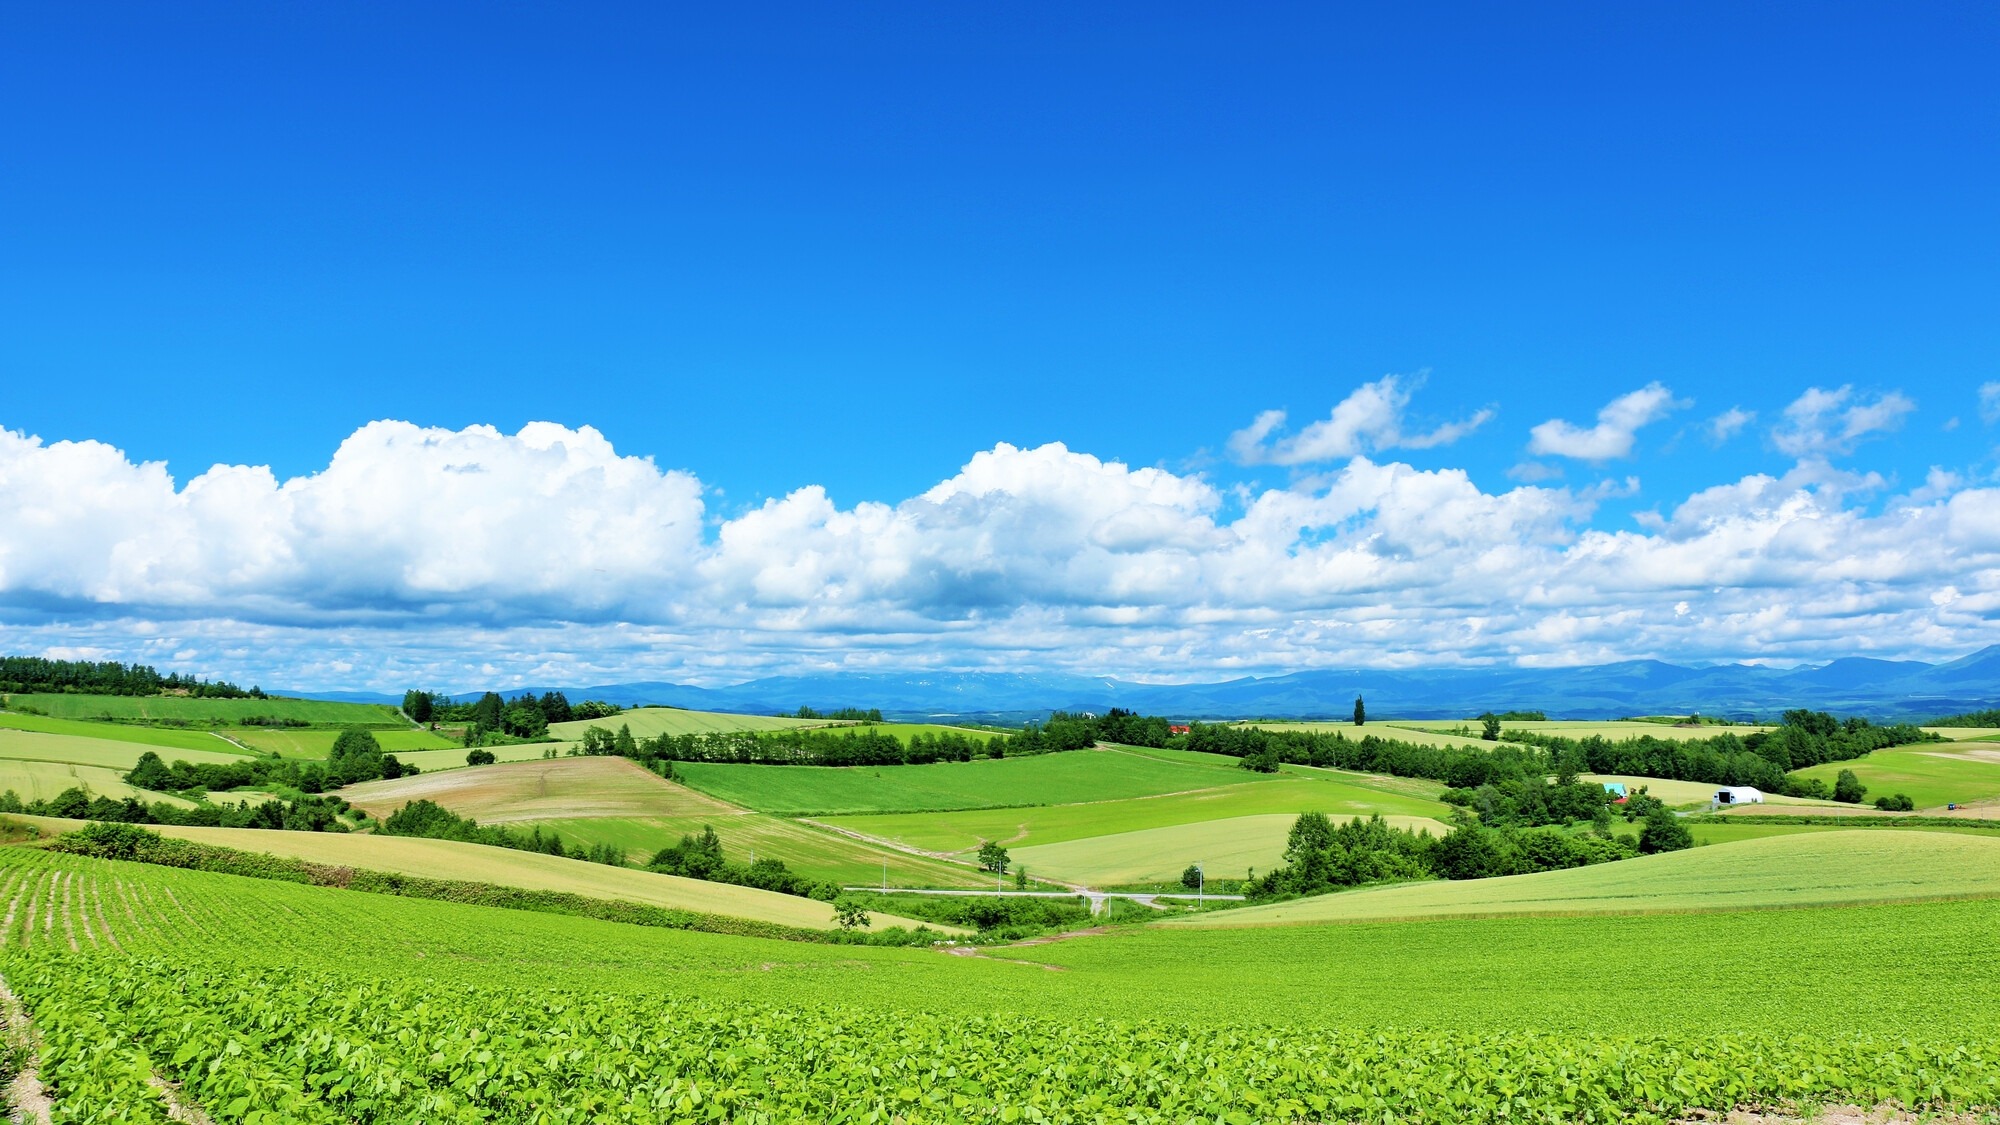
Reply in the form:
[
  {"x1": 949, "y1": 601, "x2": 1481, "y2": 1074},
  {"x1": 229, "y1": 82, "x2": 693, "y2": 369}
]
[
  {"x1": 578, "y1": 724, "x2": 1007, "y2": 768},
  {"x1": 401, "y1": 689, "x2": 621, "y2": 738},
  {"x1": 0, "y1": 786, "x2": 354, "y2": 832},
  {"x1": 123, "y1": 730, "x2": 412, "y2": 797},
  {"x1": 792, "y1": 706, "x2": 884, "y2": 721},
  {"x1": 645, "y1": 826, "x2": 835, "y2": 899},
  {"x1": 0, "y1": 656, "x2": 262, "y2": 698},
  {"x1": 1023, "y1": 709, "x2": 1175, "y2": 751},
  {"x1": 1247, "y1": 806, "x2": 1688, "y2": 899},
  {"x1": 377, "y1": 799, "x2": 624, "y2": 866}
]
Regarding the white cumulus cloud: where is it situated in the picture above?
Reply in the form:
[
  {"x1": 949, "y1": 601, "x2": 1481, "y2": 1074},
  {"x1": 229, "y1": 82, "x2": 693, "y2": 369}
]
[
  {"x1": 1980, "y1": 382, "x2": 2000, "y2": 425},
  {"x1": 1707, "y1": 407, "x2": 1756, "y2": 443},
  {"x1": 1528, "y1": 382, "x2": 1687, "y2": 461},
  {"x1": 1771, "y1": 385, "x2": 1916, "y2": 457},
  {"x1": 4, "y1": 416, "x2": 2000, "y2": 687},
  {"x1": 1228, "y1": 374, "x2": 1492, "y2": 465}
]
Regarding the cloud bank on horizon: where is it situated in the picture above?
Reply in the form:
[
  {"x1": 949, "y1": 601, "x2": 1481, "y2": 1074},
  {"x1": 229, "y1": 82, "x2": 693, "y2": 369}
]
[{"x1": 3, "y1": 378, "x2": 1996, "y2": 690}]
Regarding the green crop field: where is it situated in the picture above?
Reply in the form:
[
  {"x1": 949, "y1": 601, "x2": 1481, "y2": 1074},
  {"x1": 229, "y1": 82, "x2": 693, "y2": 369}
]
[
  {"x1": 1012, "y1": 812, "x2": 1449, "y2": 886},
  {"x1": 6, "y1": 844, "x2": 2000, "y2": 1121},
  {"x1": 341, "y1": 757, "x2": 991, "y2": 887},
  {"x1": 550, "y1": 706, "x2": 838, "y2": 740},
  {"x1": 0, "y1": 727, "x2": 248, "y2": 772},
  {"x1": 1178, "y1": 830, "x2": 2000, "y2": 926},
  {"x1": 823, "y1": 771, "x2": 1448, "y2": 855},
  {"x1": 0, "y1": 709, "x2": 248, "y2": 753},
  {"x1": 0, "y1": 692, "x2": 403, "y2": 727},
  {"x1": 1579, "y1": 773, "x2": 1844, "y2": 808},
  {"x1": 1790, "y1": 744, "x2": 2000, "y2": 810},
  {"x1": 674, "y1": 745, "x2": 1257, "y2": 816},
  {"x1": 229, "y1": 727, "x2": 457, "y2": 758}
]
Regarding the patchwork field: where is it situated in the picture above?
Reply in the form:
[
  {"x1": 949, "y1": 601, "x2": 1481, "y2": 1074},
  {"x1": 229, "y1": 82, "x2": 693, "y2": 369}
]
[
  {"x1": 1011, "y1": 812, "x2": 1450, "y2": 886},
  {"x1": 1248, "y1": 721, "x2": 1491, "y2": 749},
  {"x1": 1789, "y1": 744, "x2": 2000, "y2": 810},
  {"x1": 1178, "y1": 830, "x2": 2000, "y2": 926},
  {"x1": 342, "y1": 756, "x2": 991, "y2": 887},
  {"x1": 0, "y1": 692, "x2": 403, "y2": 726},
  {"x1": 7, "y1": 814, "x2": 934, "y2": 932},
  {"x1": 822, "y1": 771, "x2": 1449, "y2": 854},
  {"x1": 675, "y1": 745, "x2": 1257, "y2": 815},
  {"x1": 550, "y1": 706, "x2": 839, "y2": 740},
  {"x1": 1495, "y1": 720, "x2": 1774, "y2": 741}
]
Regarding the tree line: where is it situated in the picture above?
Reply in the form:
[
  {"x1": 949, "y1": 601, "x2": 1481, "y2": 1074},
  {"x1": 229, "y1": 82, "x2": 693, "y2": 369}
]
[
  {"x1": 0, "y1": 655, "x2": 263, "y2": 698},
  {"x1": 579, "y1": 724, "x2": 1010, "y2": 768},
  {"x1": 1, "y1": 786, "x2": 355, "y2": 832},
  {"x1": 1191, "y1": 709, "x2": 1933, "y2": 798},
  {"x1": 402, "y1": 689, "x2": 622, "y2": 742}
]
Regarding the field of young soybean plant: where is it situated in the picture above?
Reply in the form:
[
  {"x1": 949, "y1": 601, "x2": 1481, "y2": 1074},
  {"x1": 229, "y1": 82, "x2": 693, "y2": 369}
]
[{"x1": 7, "y1": 844, "x2": 2000, "y2": 1123}]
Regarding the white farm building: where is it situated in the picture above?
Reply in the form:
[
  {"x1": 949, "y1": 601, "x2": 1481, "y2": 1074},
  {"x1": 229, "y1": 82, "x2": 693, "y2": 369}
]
[{"x1": 1713, "y1": 786, "x2": 1765, "y2": 805}]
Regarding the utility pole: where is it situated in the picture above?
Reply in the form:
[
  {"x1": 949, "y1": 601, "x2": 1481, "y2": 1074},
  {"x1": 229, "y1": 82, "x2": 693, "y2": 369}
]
[
  {"x1": 881, "y1": 860, "x2": 887, "y2": 892},
  {"x1": 1197, "y1": 863, "x2": 1204, "y2": 907}
]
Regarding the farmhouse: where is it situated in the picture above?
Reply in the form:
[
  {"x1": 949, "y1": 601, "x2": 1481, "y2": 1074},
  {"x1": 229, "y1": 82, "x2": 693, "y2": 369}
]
[{"x1": 1713, "y1": 786, "x2": 1764, "y2": 805}]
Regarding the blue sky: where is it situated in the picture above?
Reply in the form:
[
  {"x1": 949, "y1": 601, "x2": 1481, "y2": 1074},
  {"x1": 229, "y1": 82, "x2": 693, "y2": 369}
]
[{"x1": 1, "y1": 3, "x2": 1996, "y2": 689}]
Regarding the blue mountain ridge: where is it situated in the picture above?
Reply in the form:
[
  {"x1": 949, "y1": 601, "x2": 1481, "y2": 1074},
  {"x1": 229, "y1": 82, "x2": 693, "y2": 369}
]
[{"x1": 291, "y1": 646, "x2": 2000, "y2": 723}]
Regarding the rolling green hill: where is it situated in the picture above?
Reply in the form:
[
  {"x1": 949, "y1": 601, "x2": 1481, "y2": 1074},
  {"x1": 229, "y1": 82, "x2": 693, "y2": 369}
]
[
  {"x1": 0, "y1": 710, "x2": 251, "y2": 752},
  {"x1": 0, "y1": 727, "x2": 248, "y2": 771},
  {"x1": 1175, "y1": 830, "x2": 2000, "y2": 926},
  {"x1": 673, "y1": 745, "x2": 1256, "y2": 816},
  {"x1": 1789, "y1": 744, "x2": 2000, "y2": 811}
]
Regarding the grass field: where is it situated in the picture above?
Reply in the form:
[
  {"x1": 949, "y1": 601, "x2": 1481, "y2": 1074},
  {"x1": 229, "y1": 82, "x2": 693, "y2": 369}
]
[
  {"x1": 1790, "y1": 744, "x2": 2000, "y2": 810},
  {"x1": 1578, "y1": 773, "x2": 1845, "y2": 808},
  {"x1": 1177, "y1": 830, "x2": 2000, "y2": 926},
  {"x1": 0, "y1": 727, "x2": 248, "y2": 771},
  {"x1": 0, "y1": 692, "x2": 403, "y2": 726},
  {"x1": 229, "y1": 726, "x2": 458, "y2": 757},
  {"x1": 1926, "y1": 727, "x2": 2000, "y2": 741},
  {"x1": 674, "y1": 745, "x2": 1259, "y2": 816},
  {"x1": 550, "y1": 706, "x2": 839, "y2": 740},
  {"x1": 389, "y1": 743, "x2": 575, "y2": 772},
  {"x1": 822, "y1": 771, "x2": 1450, "y2": 854},
  {"x1": 342, "y1": 757, "x2": 991, "y2": 887},
  {"x1": 1012, "y1": 812, "x2": 1449, "y2": 886},
  {"x1": 0, "y1": 710, "x2": 248, "y2": 752}
]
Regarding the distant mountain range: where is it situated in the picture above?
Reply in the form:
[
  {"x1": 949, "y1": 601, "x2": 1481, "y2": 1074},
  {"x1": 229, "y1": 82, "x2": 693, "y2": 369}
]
[{"x1": 293, "y1": 646, "x2": 2000, "y2": 723}]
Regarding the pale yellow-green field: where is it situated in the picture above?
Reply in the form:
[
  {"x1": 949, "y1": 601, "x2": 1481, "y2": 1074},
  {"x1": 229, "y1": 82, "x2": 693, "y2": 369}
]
[
  {"x1": 1925, "y1": 727, "x2": 2000, "y2": 742},
  {"x1": 1010, "y1": 812, "x2": 1450, "y2": 886},
  {"x1": 0, "y1": 727, "x2": 247, "y2": 771},
  {"x1": 1174, "y1": 831, "x2": 2000, "y2": 927},
  {"x1": 389, "y1": 743, "x2": 576, "y2": 773},
  {"x1": 10, "y1": 815, "x2": 944, "y2": 933},
  {"x1": 0, "y1": 761, "x2": 194, "y2": 807}
]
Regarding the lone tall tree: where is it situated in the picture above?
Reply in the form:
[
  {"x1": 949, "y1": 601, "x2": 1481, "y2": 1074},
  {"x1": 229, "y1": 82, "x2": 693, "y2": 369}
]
[{"x1": 1353, "y1": 695, "x2": 1366, "y2": 726}]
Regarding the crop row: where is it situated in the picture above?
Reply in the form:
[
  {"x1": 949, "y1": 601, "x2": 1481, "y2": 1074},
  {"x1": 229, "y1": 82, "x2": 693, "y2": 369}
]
[{"x1": 11, "y1": 948, "x2": 2000, "y2": 1125}]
